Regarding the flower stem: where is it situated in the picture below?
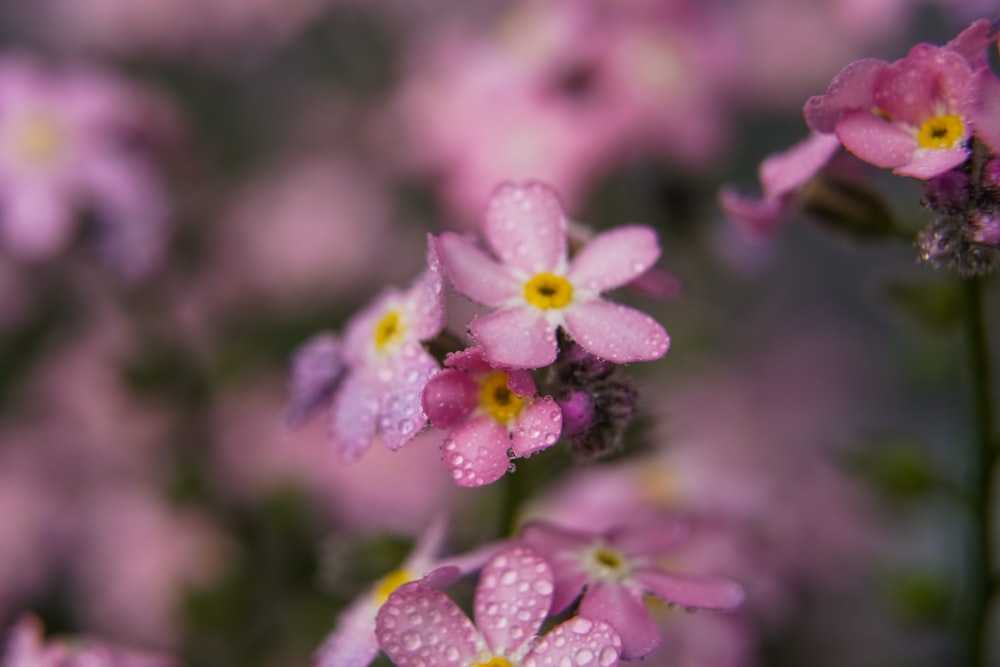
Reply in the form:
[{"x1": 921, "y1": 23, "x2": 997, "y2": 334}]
[{"x1": 961, "y1": 275, "x2": 996, "y2": 667}]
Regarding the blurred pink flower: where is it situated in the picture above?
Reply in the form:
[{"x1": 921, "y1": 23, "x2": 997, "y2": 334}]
[
  {"x1": 437, "y1": 181, "x2": 668, "y2": 368},
  {"x1": 375, "y1": 546, "x2": 622, "y2": 667},
  {"x1": 719, "y1": 132, "x2": 841, "y2": 236},
  {"x1": 520, "y1": 518, "x2": 745, "y2": 660},
  {"x1": 1, "y1": 615, "x2": 177, "y2": 667},
  {"x1": 0, "y1": 55, "x2": 170, "y2": 277},
  {"x1": 805, "y1": 19, "x2": 1000, "y2": 178},
  {"x1": 422, "y1": 347, "x2": 562, "y2": 487}
]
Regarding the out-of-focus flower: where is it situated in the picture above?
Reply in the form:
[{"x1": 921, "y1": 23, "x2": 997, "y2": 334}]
[
  {"x1": 0, "y1": 55, "x2": 170, "y2": 278},
  {"x1": 305, "y1": 238, "x2": 444, "y2": 460},
  {"x1": 804, "y1": 19, "x2": 1000, "y2": 179},
  {"x1": 422, "y1": 347, "x2": 562, "y2": 487},
  {"x1": 315, "y1": 517, "x2": 500, "y2": 667},
  {"x1": 0, "y1": 615, "x2": 177, "y2": 667},
  {"x1": 375, "y1": 545, "x2": 622, "y2": 667},
  {"x1": 520, "y1": 518, "x2": 745, "y2": 660},
  {"x1": 719, "y1": 132, "x2": 841, "y2": 236},
  {"x1": 437, "y1": 181, "x2": 668, "y2": 368}
]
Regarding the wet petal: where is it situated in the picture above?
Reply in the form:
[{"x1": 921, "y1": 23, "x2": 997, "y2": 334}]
[
  {"x1": 634, "y1": 567, "x2": 746, "y2": 611},
  {"x1": 834, "y1": 110, "x2": 914, "y2": 169},
  {"x1": 475, "y1": 547, "x2": 553, "y2": 657},
  {"x1": 580, "y1": 582, "x2": 660, "y2": 660},
  {"x1": 284, "y1": 333, "x2": 344, "y2": 429},
  {"x1": 523, "y1": 617, "x2": 622, "y2": 667},
  {"x1": 470, "y1": 307, "x2": 558, "y2": 369},
  {"x1": 510, "y1": 396, "x2": 562, "y2": 458},
  {"x1": 405, "y1": 237, "x2": 446, "y2": 340},
  {"x1": 895, "y1": 147, "x2": 969, "y2": 179},
  {"x1": 484, "y1": 182, "x2": 568, "y2": 274},
  {"x1": 441, "y1": 417, "x2": 510, "y2": 487},
  {"x1": 422, "y1": 368, "x2": 478, "y2": 429},
  {"x1": 804, "y1": 58, "x2": 885, "y2": 132},
  {"x1": 567, "y1": 226, "x2": 660, "y2": 295},
  {"x1": 437, "y1": 231, "x2": 518, "y2": 307},
  {"x1": 330, "y1": 372, "x2": 379, "y2": 462},
  {"x1": 376, "y1": 580, "x2": 482, "y2": 667},
  {"x1": 563, "y1": 299, "x2": 668, "y2": 363},
  {"x1": 378, "y1": 349, "x2": 438, "y2": 450},
  {"x1": 315, "y1": 593, "x2": 380, "y2": 667},
  {"x1": 759, "y1": 132, "x2": 841, "y2": 198},
  {"x1": 970, "y1": 70, "x2": 1000, "y2": 153},
  {"x1": 519, "y1": 521, "x2": 592, "y2": 613}
]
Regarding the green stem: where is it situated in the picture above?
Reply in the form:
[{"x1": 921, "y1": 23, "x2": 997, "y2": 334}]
[{"x1": 961, "y1": 275, "x2": 996, "y2": 667}]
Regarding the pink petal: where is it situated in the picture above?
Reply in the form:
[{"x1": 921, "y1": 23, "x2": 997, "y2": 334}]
[
  {"x1": 895, "y1": 147, "x2": 970, "y2": 179},
  {"x1": 405, "y1": 237, "x2": 446, "y2": 340},
  {"x1": 633, "y1": 567, "x2": 746, "y2": 611},
  {"x1": 946, "y1": 18, "x2": 998, "y2": 69},
  {"x1": 804, "y1": 58, "x2": 886, "y2": 133},
  {"x1": 873, "y1": 50, "x2": 945, "y2": 124},
  {"x1": 1, "y1": 186, "x2": 76, "y2": 260},
  {"x1": 469, "y1": 307, "x2": 558, "y2": 369},
  {"x1": 285, "y1": 333, "x2": 344, "y2": 429},
  {"x1": 376, "y1": 581, "x2": 482, "y2": 667},
  {"x1": 422, "y1": 368, "x2": 478, "y2": 429},
  {"x1": 315, "y1": 593, "x2": 380, "y2": 667},
  {"x1": 475, "y1": 547, "x2": 552, "y2": 656},
  {"x1": 759, "y1": 133, "x2": 841, "y2": 198},
  {"x1": 441, "y1": 417, "x2": 511, "y2": 487},
  {"x1": 605, "y1": 516, "x2": 691, "y2": 557},
  {"x1": 524, "y1": 617, "x2": 622, "y2": 667},
  {"x1": 580, "y1": 582, "x2": 660, "y2": 660},
  {"x1": 510, "y1": 396, "x2": 562, "y2": 458},
  {"x1": 444, "y1": 347, "x2": 494, "y2": 374},
  {"x1": 436, "y1": 232, "x2": 517, "y2": 308},
  {"x1": 566, "y1": 226, "x2": 660, "y2": 295},
  {"x1": 378, "y1": 350, "x2": 438, "y2": 451},
  {"x1": 519, "y1": 521, "x2": 592, "y2": 613},
  {"x1": 971, "y1": 70, "x2": 1000, "y2": 153},
  {"x1": 483, "y1": 182, "x2": 567, "y2": 274},
  {"x1": 563, "y1": 299, "x2": 668, "y2": 363},
  {"x1": 834, "y1": 110, "x2": 915, "y2": 169},
  {"x1": 330, "y1": 372, "x2": 379, "y2": 462},
  {"x1": 506, "y1": 368, "x2": 537, "y2": 396},
  {"x1": 718, "y1": 187, "x2": 788, "y2": 237}
]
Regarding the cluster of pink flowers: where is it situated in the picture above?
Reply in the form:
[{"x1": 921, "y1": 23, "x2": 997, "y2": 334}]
[{"x1": 288, "y1": 180, "x2": 670, "y2": 487}]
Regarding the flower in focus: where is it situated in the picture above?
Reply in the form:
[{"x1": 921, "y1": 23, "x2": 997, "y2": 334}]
[
  {"x1": 436, "y1": 181, "x2": 669, "y2": 369},
  {"x1": 804, "y1": 19, "x2": 999, "y2": 179},
  {"x1": 320, "y1": 237, "x2": 444, "y2": 460},
  {"x1": 422, "y1": 346, "x2": 562, "y2": 487},
  {"x1": 315, "y1": 517, "x2": 498, "y2": 667},
  {"x1": 0, "y1": 615, "x2": 177, "y2": 667},
  {"x1": 0, "y1": 54, "x2": 170, "y2": 278},
  {"x1": 719, "y1": 132, "x2": 841, "y2": 236},
  {"x1": 520, "y1": 518, "x2": 745, "y2": 660},
  {"x1": 375, "y1": 545, "x2": 622, "y2": 667}
]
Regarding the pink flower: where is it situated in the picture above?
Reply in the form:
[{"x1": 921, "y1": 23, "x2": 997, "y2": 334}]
[
  {"x1": 1, "y1": 615, "x2": 177, "y2": 667},
  {"x1": 325, "y1": 237, "x2": 444, "y2": 460},
  {"x1": 0, "y1": 55, "x2": 169, "y2": 277},
  {"x1": 804, "y1": 20, "x2": 999, "y2": 179},
  {"x1": 315, "y1": 517, "x2": 498, "y2": 667},
  {"x1": 422, "y1": 347, "x2": 562, "y2": 487},
  {"x1": 719, "y1": 132, "x2": 842, "y2": 236},
  {"x1": 375, "y1": 545, "x2": 622, "y2": 667},
  {"x1": 436, "y1": 181, "x2": 669, "y2": 369},
  {"x1": 520, "y1": 518, "x2": 745, "y2": 660}
]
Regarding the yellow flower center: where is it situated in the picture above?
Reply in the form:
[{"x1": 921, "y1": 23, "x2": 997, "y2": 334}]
[
  {"x1": 374, "y1": 310, "x2": 405, "y2": 351},
  {"x1": 473, "y1": 659, "x2": 513, "y2": 667},
  {"x1": 524, "y1": 272, "x2": 573, "y2": 310},
  {"x1": 13, "y1": 114, "x2": 66, "y2": 165},
  {"x1": 373, "y1": 568, "x2": 413, "y2": 605},
  {"x1": 479, "y1": 371, "x2": 525, "y2": 424},
  {"x1": 583, "y1": 544, "x2": 632, "y2": 583},
  {"x1": 916, "y1": 114, "x2": 964, "y2": 150}
]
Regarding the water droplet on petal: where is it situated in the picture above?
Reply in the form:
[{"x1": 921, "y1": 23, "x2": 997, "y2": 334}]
[
  {"x1": 401, "y1": 631, "x2": 422, "y2": 651},
  {"x1": 571, "y1": 618, "x2": 594, "y2": 634},
  {"x1": 575, "y1": 648, "x2": 595, "y2": 665}
]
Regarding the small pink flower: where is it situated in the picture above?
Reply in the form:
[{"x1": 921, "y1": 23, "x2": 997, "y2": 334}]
[
  {"x1": 326, "y1": 237, "x2": 444, "y2": 460},
  {"x1": 315, "y1": 517, "x2": 498, "y2": 667},
  {"x1": 520, "y1": 518, "x2": 745, "y2": 660},
  {"x1": 375, "y1": 545, "x2": 622, "y2": 667},
  {"x1": 422, "y1": 347, "x2": 562, "y2": 487},
  {"x1": 1, "y1": 615, "x2": 177, "y2": 667},
  {"x1": 804, "y1": 21, "x2": 999, "y2": 179},
  {"x1": 719, "y1": 132, "x2": 842, "y2": 235},
  {"x1": 436, "y1": 181, "x2": 669, "y2": 369}
]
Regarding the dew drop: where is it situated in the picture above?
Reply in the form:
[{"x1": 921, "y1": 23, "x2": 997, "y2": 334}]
[
  {"x1": 401, "y1": 631, "x2": 422, "y2": 651},
  {"x1": 500, "y1": 569, "x2": 518, "y2": 585},
  {"x1": 399, "y1": 420, "x2": 415, "y2": 435},
  {"x1": 507, "y1": 462, "x2": 517, "y2": 474},
  {"x1": 570, "y1": 618, "x2": 594, "y2": 634},
  {"x1": 575, "y1": 648, "x2": 595, "y2": 665},
  {"x1": 599, "y1": 647, "x2": 618, "y2": 666}
]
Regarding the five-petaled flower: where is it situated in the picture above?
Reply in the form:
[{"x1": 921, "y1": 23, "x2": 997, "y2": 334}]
[
  {"x1": 520, "y1": 517, "x2": 745, "y2": 660},
  {"x1": 375, "y1": 545, "x2": 622, "y2": 667},
  {"x1": 436, "y1": 181, "x2": 669, "y2": 369},
  {"x1": 804, "y1": 19, "x2": 1000, "y2": 179},
  {"x1": 327, "y1": 237, "x2": 444, "y2": 460},
  {"x1": 422, "y1": 346, "x2": 563, "y2": 487}
]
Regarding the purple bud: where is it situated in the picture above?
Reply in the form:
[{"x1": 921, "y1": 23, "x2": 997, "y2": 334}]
[
  {"x1": 922, "y1": 171, "x2": 970, "y2": 212},
  {"x1": 982, "y1": 157, "x2": 1000, "y2": 191},
  {"x1": 971, "y1": 211, "x2": 1000, "y2": 245},
  {"x1": 555, "y1": 390, "x2": 595, "y2": 437}
]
